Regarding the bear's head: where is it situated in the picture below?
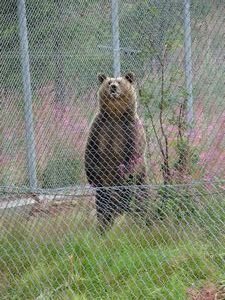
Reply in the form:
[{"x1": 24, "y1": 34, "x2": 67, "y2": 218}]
[{"x1": 97, "y1": 73, "x2": 137, "y2": 115}]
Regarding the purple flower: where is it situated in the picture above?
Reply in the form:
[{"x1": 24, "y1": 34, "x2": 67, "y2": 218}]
[{"x1": 118, "y1": 164, "x2": 126, "y2": 176}]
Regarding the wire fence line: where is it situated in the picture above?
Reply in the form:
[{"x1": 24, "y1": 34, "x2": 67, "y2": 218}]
[
  {"x1": 1, "y1": 0, "x2": 225, "y2": 299},
  {"x1": 1, "y1": 0, "x2": 224, "y2": 190}
]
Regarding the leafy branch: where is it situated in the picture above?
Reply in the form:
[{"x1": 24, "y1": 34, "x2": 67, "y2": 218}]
[{"x1": 140, "y1": 41, "x2": 194, "y2": 186}]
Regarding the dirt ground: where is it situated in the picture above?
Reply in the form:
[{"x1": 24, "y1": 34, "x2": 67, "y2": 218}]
[{"x1": 187, "y1": 284, "x2": 225, "y2": 300}]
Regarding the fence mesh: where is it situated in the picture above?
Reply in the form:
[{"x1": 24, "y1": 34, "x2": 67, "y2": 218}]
[{"x1": 1, "y1": 0, "x2": 225, "y2": 299}]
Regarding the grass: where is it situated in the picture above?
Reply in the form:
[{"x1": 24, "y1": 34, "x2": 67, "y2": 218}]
[{"x1": 1, "y1": 189, "x2": 225, "y2": 300}]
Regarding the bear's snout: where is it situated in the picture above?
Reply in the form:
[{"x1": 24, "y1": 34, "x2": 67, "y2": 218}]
[
  {"x1": 109, "y1": 83, "x2": 120, "y2": 98},
  {"x1": 109, "y1": 83, "x2": 118, "y2": 95},
  {"x1": 110, "y1": 84, "x2": 117, "y2": 92}
]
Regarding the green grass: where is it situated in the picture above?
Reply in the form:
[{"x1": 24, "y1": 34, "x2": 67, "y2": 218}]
[{"x1": 1, "y1": 193, "x2": 225, "y2": 300}]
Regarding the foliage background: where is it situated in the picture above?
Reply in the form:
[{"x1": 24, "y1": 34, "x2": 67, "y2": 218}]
[{"x1": 1, "y1": 0, "x2": 225, "y2": 187}]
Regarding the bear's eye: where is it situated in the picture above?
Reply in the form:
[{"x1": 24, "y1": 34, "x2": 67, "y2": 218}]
[{"x1": 108, "y1": 81, "x2": 112, "y2": 85}]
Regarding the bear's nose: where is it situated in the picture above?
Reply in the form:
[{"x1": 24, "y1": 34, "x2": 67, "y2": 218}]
[{"x1": 110, "y1": 84, "x2": 117, "y2": 92}]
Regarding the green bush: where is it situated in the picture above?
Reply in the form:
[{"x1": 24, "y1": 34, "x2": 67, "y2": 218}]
[
  {"x1": 41, "y1": 156, "x2": 82, "y2": 188},
  {"x1": 156, "y1": 186, "x2": 197, "y2": 221}
]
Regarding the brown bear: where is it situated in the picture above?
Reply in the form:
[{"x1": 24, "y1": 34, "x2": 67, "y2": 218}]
[{"x1": 85, "y1": 72, "x2": 147, "y2": 231}]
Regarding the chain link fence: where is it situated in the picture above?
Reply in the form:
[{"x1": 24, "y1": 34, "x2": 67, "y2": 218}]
[{"x1": 1, "y1": 0, "x2": 225, "y2": 299}]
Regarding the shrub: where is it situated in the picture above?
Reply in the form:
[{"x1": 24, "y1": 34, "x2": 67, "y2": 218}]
[{"x1": 41, "y1": 156, "x2": 82, "y2": 189}]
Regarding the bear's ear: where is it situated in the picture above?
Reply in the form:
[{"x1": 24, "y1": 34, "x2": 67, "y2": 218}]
[
  {"x1": 98, "y1": 74, "x2": 107, "y2": 83},
  {"x1": 125, "y1": 72, "x2": 135, "y2": 84}
]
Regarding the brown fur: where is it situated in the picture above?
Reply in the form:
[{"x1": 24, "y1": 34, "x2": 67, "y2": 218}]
[{"x1": 85, "y1": 73, "x2": 147, "y2": 231}]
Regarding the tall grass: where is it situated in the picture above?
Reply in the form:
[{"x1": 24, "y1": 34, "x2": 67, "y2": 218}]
[{"x1": 1, "y1": 188, "x2": 225, "y2": 299}]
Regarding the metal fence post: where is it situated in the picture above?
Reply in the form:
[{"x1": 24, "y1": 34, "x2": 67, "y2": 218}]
[
  {"x1": 183, "y1": 0, "x2": 194, "y2": 128},
  {"x1": 17, "y1": 0, "x2": 37, "y2": 191},
  {"x1": 111, "y1": 0, "x2": 121, "y2": 77}
]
